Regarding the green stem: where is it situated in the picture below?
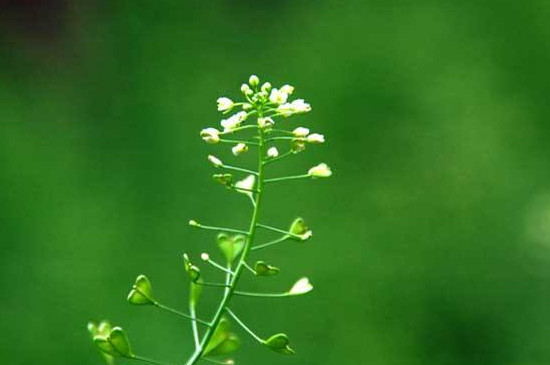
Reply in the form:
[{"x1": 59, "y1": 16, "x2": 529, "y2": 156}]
[
  {"x1": 220, "y1": 164, "x2": 258, "y2": 176},
  {"x1": 219, "y1": 125, "x2": 257, "y2": 134},
  {"x1": 264, "y1": 174, "x2": 310, "y2": 184},
  {"x1": 256, "y1": 223, "x2": 302, "y2": 240},
  {"x1": 154, "y1": 303, "x2": 211, "y2": 326},
  {"x1": 218, "y1": 138, "x2": 259, "y2": 146},
  {"x1": 225, "y1": 308, "x2": 264, "y2": 343},
  {"x1": 263, "y1": 150, "x2": 294, "y2": 165},
  {"x1": 133, "y1": 355, "x2": 172, "y2": 365},
  {"x1": 251, "y1": 235, "x2": 289, "y2": 251},
  {"x1": 190, "y1": 223, "x2": 249, "y2": 236},
  {"x1": 233, "y1": 290, "x2": 293, "y2": 298},
  {"x1": 184, "y1": 111, "x2": 267, "y2": 365}
]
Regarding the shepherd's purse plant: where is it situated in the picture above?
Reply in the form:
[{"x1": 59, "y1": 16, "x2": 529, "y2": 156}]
[{"x1": 87, "y1": 75, "x2": 332, "y2": 365}]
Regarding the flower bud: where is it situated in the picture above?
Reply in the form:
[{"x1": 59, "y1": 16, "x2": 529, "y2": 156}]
[
  {"x1": 242, "y1": 103, "x2": 253, "y2": 110},
  {"x1": 208, "y1": 155, "x2": 223, "y2": 167},
  {"x1": 217, "y1": 97, "x2": 234, "y2": 112},
  {"x1": 200, "y1": 128, "x2": 220, "y2": 144},
  {"x1": 241, "y1": 83, "x2": 253, "y2": 96},
  {"x1": 267, "y1": 147, "x2": 279, "y2": 158},
  {"x1": 200, "y1": 253, "x2": 210, "y2": 261},
  {"x1": 249, "y1": 75, "x2": 259, "y2": 87},
  {"x1": 260, "y1": 82, "x2": 271, "y2": 92},
  {"x1": 293, "y1": 127, "x2": 310, "y2": 137},
  {"x1": 258, "y1": 117, "x2": 274, "y2": 129},
  {"x1": 232, "y1": 143, "x2": 248, "y2": 156},
  {"x1": 280, "y1": 84, "x2": 294, "y2": 95},
  {"x1": 306, "y1": 133, "x2": 325, "y2": 144},
  {"x1": 308, "y1": 163, "x2": 332, "y2": 178}
]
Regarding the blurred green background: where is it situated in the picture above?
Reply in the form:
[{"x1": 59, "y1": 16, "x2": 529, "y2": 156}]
[{"x1": 2, "y1": 1, "x2": 550, "y2": 364}]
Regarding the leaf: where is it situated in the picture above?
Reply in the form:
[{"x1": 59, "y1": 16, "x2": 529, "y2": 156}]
[
  {"x1": 217, "y1": 233, "x2": 246, "y2": 264},
  {"x1": 127, "y1": 275, "x2": 155, "y2": 305},
  {"x1": 254, "y1": 261, "x2": 280, "y2": 276},
  {"x1": 264, "y1": 333, "x2": 295, "y2": 355}
]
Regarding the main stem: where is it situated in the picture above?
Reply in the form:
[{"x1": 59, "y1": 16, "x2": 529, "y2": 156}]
[{"x1": 185, "y1": 119, "x2": 266, "y2": 365}]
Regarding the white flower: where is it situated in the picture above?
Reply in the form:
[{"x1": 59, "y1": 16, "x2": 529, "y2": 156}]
[
  {"x1": 288, "y1": 277, "x2": 313, "y2": 295},
  {"x1": 232, "y1": 143, "x2": 248, "y2": 156},
  {"x1": 200, "y1": 253, "x2": 210, "y2": 261},
  {"x1": 307, "y1": 133, "x2": 325, "y2": 144},
  {"x1": 267, "y1": 147, "x2": 279, "y2": 158},
  {"x1": 200, "y1": 128, "x2": 220, "y2": 144},
  {"x1": 280, "y1": 84, "x2": 294, "y2": 95},
  {"x1": 258, "y1": 117, "x2": 274, "y2": 129},
  {"x1": 269, "y1": 88, "x2": 289, "y2": 105},
  {"x1": 249, "y1": 75, "x2": 259, "y2": 87},
  {"x1": 308, "y1": 163, "x2": 332, "y2": 178},
  {"x1": 221, "y1": 111, "x2": 247, "y2": 131},
  {"x1": 290, "y1": 99, "x2": 311, "y2": 113},
  {"x1": 216, "y1": 97, "x2": 234, "y2": 112},
  {"x1": 261, "y1": 82, "x2": 272, "y2": 92},
  {"x1": 293, "y1": 127, "x2": 310, "y2": 137},
  {"x1": 241, "y1": 83, "x2": 253, "y2": 96},
  {"x1": 235, "y1": 175, "x2": 256, "y2": 195},
  {"x1": 208, "y1": 155, "x2": 223, "y2": 167}
]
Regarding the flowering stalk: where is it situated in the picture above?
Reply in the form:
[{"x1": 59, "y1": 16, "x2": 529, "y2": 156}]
[{"x1": 88, "y1": 75, "x2": 331, "y2": 365}]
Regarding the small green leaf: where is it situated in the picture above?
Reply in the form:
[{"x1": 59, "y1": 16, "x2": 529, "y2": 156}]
[
  {"x1": 183, "y1": 253, "x2": 201, "y2": 282},
  {"x1": 254, "y1": 261, "x2": 280, "y2": 276},
  {"x1": 127, "y1": 275, "x2": 155, "y2": 305},
  {"x1": 288, "y1": 218, "x2": 312, "y2": 241},
  {"x1": 263, "y1": 333, "x2": 295, "y2": 355},
  {"x1": 204, "y1": 318, "x2": 241, "y2": 356},
  {"x1": 93, "y1": 326, "x2": 133, "y2": 358},
  {"x1": 217, "y1": 233, "x2": 246, "y2": 264}
]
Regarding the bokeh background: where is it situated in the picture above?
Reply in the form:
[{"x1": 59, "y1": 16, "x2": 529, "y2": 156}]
[{"x1": 2, "y1": 1, "x2": 550, "y2": 364}]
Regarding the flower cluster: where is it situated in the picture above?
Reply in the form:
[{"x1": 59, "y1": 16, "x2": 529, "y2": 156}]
[{"x1": 202, "y1": 75, "x2": 331, "y2": 179}]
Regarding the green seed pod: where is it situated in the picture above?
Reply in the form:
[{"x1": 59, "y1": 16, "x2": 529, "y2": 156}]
[
  {"x1": 254, "y1": 261, "x2": 280, "y2": 276},
  {"x1": 288, "y1": 217, "x2": 312, "y2": 241},
  {"x1": 217, "y1": 233, "x2": 246, "y2": 264},
  {"x1": 213, "y1": 173, "x2": 233, "y2": 187},
  {"x1": 127, "y1": 275, "x2": 155, "y2": 305},
  {"x1": 93, "y1": 326, "x2": 134, "y2": 358},
  {"x1": 204, "y1": 317, "x2": 241, "y2": 356},
  {"x1": 183, "y1": 253, "x2": 201, "y2": 282},
  {"x1": 263, "y1": 333, "x2": 294, "y2": 355}
]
